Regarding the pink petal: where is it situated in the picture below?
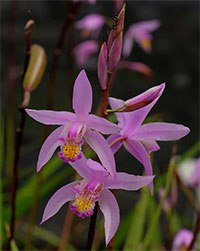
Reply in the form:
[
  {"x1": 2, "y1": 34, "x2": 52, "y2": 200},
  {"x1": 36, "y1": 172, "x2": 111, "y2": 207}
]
[
  {"x1": 98, "y1": 42, "x2": 108, "y2": 90},
  {"x1": 40, "y1": 181, "x2": 79, "y2": 224},
  {"x1": 140, "y1": 140, "x2": 160, "y2": 153},
  {"x1": 105, "y1": 172, "x2": 154, "y2": 191},
  {"x1": 134, "y1": 20, "x2": 160, "y2": 32},
  {"x1": 85, "y1": 130, "x2": 116, "y2": 175},
  {"x1": 99, "y1": 189, "x2": 120, "y2": 246},
  {"x1": 117, "y1": 61, "x2": 153, "y2": 79},
  {"x1": 87, "y1": 114, "x2": 119, "y2": 134},
  {"x1": 134, "y1": 122, "x2": 190, "y2": 141},
  {"x1": 87, "y1": 159, "x2": 109, "y2": 181},
  {"x1": 124, "y1": 139, "x2": 154, "y2": 194},
  {"x1": 37, "y1": 126, "x2": 64, "y2": 172},
  {"x1": 73, "y1": 41, "x2": 99, "y2": 67},
  {"x1": 172, "y1": 229, "x2": 194, "y2": 251},
  {"x1": 26, "y1": 109, "x2": 76, "y2": 125},
  {"x1": 121, "y1": 83, "x2": 165, "y2": 136},
  {"x1": 123, "y1": 30, "x2": 134, "y2": 57},
  {"x1": 108, "y1": 97, "x2": 126, "y2": 128},
  {"x1": 107, "y1": 134, "x2": 123, "y2": 154},
  {"x1": 69, "y1": 156, "x2": 91, "y2": 179},
  {"x1": 72, "y1": 70, "x2": 93, "y2": 119},
  {"x1": 75, "y1": 14, "x2": 105, "y2": 32},
  {"x1": 108, "y1": 32, "x2": 122, "y2": 71}
]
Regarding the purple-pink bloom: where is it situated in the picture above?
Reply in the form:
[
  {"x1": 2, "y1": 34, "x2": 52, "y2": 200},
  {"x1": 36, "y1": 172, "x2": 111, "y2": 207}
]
[
  {"x1": 73, "y1": 40, "x2": 99, "y2": 67},
  {"x1": 172, "y1": 229, "x2": 194, "y2": 251},
  {"x1": 107, "y1": 83, "x2": 190, "y2": 194},
  {"x1": 123, "y1": 19, "x2": 160, "y2": 57},
  {"x1": 26, "y1": 70, "x2": 119, "y2": 173},
  {"x1": 40, "y1": 156, "x2": 154, "y2": 245},
  {"x1": 75, "y1": 14, "x2": 105, "y2": 38}
]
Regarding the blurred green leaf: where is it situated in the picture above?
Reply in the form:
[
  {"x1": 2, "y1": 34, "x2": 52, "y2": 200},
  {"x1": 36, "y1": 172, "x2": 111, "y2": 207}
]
[
  {"x1": 10, "y1": 239, "x2": 19, "y2": 251},
  {"x1": 123, "y1": 188, "x2": 150, "y2": 251},
  {"x1": 3, "y1": 157, "x2": 72, "y2": 223},
  {"x1": 114, "y1": 211, "x2": 132, "y2": 249}
]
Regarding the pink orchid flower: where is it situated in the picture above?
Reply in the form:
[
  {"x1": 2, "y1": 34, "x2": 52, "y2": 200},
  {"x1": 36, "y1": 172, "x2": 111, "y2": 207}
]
[
  {"x1": 40, "y1": 157, "x2": 154, "y2": 245},
  {"x1": 73, "y1": 40, "x2": 99, "y2": 67},
  {"x1": 75, "y1": 14, "x2": 105, "y2": 38},
  {"x1": 107, "y1": 83, "x2": 190, "y2": 194},
  {"x1": 123, "y1": 19, "x2": 160, "y2": 56},
  {"x1": 26, "y1": 70, "x2": 119, "y2": 173},
  {"x1": 172, "y1": 229, "x2": 194, "y2": 251}
]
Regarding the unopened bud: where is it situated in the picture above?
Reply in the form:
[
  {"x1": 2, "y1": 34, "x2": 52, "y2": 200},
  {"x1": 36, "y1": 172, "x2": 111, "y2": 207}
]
[
  {"x1": 108, "y1": 32, "x2": 122, "y2": 71},
  {"x1": 98, "y1": 42, "x2": 108, "y2": 90},
  {"x1": 122, "y1": 83, "x2": 165, "y2": 112},
  {"x1": 24, "y1": 19, "x2": 35, "y2": 36},
  {"x1": 23, "y1": 44, "x2": 47, "y2": 93}
]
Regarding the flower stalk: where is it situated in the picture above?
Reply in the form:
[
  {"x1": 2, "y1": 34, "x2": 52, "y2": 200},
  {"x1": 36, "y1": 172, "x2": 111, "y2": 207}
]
[{"x1": 7, "y1": 19, "x2": 34, "y2": 249}]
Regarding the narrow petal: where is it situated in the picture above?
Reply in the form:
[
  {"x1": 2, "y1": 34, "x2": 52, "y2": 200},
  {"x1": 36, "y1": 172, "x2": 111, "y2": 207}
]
[
  {"x1": 85, "y1": 130, "x2": 116, "y2": 175},
  {"x1": 87, "y1": 114, "x2": 119, "y2": 134},
  {"x1": 107, "y1": 134, "x2": 123, "y2": 154},
  {"x1": 123, "y1": 30, "x2": 134, "y2": 57},
  {"x1": 121, "y1": 83, "x2": 165, "y2": 136},
  {"x1": 141, "y1": 140, "x2": 160, "y2": 153},
  {"x1": 69, "y1": 156, "x2": 91, "y2": 180},
  {"x1": 108, "y1": 32, "x2": 123, "y2": 71},
  {"x1": 75, "y1": 14, "x2": 105, "y2": 31},
  {"x1": 72, "y1": 70, "x2": 92, "y2": 119},
  {"x1": 108, "y1": 97, "x2": 126, "y2": 128},
  {"x1": 98, "y1": 42, "x2": 108, "y2": 90},
  {"x1": 87, "y1": 159, "x2": 109, "y2": 180},
  {"x1": 134, "y1": 122, "x2": 190, "y2": 141},
  {"x1": 40, "y1": 181, "x2": 79, "y2": 224},
  {"x1": 99, "y1": 189, "x2": 120, "y2": 246},
  {"x1": 118, "y1": 61, "x2": 153, "y2": 79},
  {"x1": 73, "y1": 41, "x2": 99, "y2": 67},
  {"x1": 105, "y1": 172, "x2": 154, "y2": 190},
  {"x1": 26, "y1": 109, "x2": 76, "y2": 125},
  {"x1": 124, "y1": 139, "x2": 154, "y2": 194},
  {"x1": 37, "y1": 126, "x2": 64, "y2": 172}
]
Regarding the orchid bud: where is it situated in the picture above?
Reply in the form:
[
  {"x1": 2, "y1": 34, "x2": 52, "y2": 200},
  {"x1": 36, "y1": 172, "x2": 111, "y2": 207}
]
[
  {"x1": 115, "y1": 3, "x2": 125, "y2": 36},
  {"x1": 114, "y1": 0, "x2": 124, "y2": 14},
  {"x1": 23, "y1": 44, "x2": 47, "y2": 93},
  {"x1": 121, "y1": 83, "x2": 165, "y2": 112},
  {"x1": 107, "y1": 4, "x2": 125, "y2": 50},
  {"x1": 108, "y1": 32, "x2": 122, "y2": 71},
  {"x1": 117, "y1": 61, "x2": 153, "y2": 78},
  {"x1": 98, "y1": 42, "x2": 108, "y2": 90},
  {"x1": 24, "y1": 19, "x2": 35, "y2": 36}
]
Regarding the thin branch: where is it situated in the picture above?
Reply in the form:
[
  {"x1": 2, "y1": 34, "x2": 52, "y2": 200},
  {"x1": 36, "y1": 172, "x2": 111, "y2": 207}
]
[
  {"x1": 7, "y1": 16, "x2": 32, "y2": 249},
  {"x1": 187, "y1": 209, "x2": 200, "y2": 251},
  {"x1": 86, "y1": 203, "x2": 99, "y2": 251}
]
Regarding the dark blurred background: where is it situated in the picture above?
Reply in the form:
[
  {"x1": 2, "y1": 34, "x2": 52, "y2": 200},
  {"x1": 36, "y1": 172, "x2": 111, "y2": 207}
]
[{"x1": 1, "y1": 0, "x2": 199, "y2": 249}]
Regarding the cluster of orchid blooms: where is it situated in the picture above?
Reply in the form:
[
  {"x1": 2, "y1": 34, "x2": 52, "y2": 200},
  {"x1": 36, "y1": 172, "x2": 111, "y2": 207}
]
[{"x1": 26, "y1": 4, "x2": 191, "y2": 247}]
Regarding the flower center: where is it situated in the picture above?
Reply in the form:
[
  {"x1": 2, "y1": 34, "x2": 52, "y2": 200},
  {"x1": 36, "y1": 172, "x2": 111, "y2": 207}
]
[
  {"x1": 58, "y1": 139, "x2": 82, "y2": 162},
  {"x1": 70, "y1": 181, "x2": 103, "y2": 218},
  {"x1": 62, "y1": 141, "x2": 79, "y2": 160},
  {"x1": 58, "y1": 122, "x2": 86, "y2": 163},
  {"x1": 141, "y1": 39, "x2": 151, "y2": 50}
]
